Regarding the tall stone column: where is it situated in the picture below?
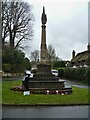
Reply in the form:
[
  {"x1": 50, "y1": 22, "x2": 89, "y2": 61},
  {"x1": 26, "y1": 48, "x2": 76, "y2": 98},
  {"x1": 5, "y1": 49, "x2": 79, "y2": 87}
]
[{"x1": 40, "y1": 6, "x2": 48, "y2": 63}]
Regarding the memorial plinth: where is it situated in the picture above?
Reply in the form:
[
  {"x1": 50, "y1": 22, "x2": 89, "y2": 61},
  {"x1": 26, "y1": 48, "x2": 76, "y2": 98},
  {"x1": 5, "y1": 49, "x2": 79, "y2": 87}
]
[{"x1": 37, "y1": 63, "x2": 51, "y2": 75}]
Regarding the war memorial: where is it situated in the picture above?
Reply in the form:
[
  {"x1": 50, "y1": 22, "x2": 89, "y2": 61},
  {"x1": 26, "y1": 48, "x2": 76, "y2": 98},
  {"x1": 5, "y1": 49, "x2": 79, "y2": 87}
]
[{"x1": 12, "y1": 7, "x2": 72, "y2": 94}]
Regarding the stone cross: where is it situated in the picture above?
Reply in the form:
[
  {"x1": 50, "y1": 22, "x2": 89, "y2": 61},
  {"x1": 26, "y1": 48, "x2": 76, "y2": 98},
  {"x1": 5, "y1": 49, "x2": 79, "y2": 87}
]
[{"x1": 40, "y1": 6, "x2": 48, "y2": 63}]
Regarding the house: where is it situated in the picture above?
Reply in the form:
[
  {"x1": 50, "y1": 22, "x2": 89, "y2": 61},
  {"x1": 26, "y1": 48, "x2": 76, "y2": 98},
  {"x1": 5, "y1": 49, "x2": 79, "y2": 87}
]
[{"x1": 70, "y1": 44, "x2": 90, "y2": 67}]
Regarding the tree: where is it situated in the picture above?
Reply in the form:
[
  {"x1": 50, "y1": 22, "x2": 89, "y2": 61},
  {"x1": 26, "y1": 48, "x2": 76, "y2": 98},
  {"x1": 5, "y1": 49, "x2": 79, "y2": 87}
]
[
  {"x1": 2, "y1": 46, "x2": 31, "y2": 73},
  {"x1": 47, "y1": 44, "x2": 61, "y2": 65},
  {"x1": 30, "y1": 50, "x2": 39, "y2": 62},
  {"x1": 48, "y1": 44, "x2": 56, "y2": 63},
  {"x1": 53, "y1": 61, "x2": 66, "y2": 68},
  {"x1": 2, "y1": 1, "x2": 33, "y2": 48},
  {"x1": 23, "y1": 58, "x2": 31, "y2": 70}
]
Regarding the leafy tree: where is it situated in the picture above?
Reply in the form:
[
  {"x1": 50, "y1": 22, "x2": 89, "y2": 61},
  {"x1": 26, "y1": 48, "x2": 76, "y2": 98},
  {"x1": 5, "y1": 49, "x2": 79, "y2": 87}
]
[
  {"x1": 3, "y1": 64, "x2": 11, "y2": 73},
  {"x1": 2, "y1": 46, "x2": 31, "y2": 74},
  {"x1": 2, "y1": 46, "x2": 15, "y2": 64},
  {"x1": 2, "y1": 1, "x2": 33, "y2": 48},
  {"x1": 53, "y1": 61, "x2": 66, "y2": 68},
  {"x1": 23, "y1": 58, "x2": 31, "y2": 70}
]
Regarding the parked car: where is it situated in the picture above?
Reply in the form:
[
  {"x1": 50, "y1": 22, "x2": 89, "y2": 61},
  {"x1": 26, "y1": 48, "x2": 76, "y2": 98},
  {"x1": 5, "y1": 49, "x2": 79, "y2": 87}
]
[{"x1": 51, "y1": 69, "x2": 58, "y2": 77}]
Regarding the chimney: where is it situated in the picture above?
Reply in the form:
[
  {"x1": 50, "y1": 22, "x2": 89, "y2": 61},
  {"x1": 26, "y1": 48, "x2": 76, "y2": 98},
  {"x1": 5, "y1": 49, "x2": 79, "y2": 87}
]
[
  {"x1": 72, "y1": 50, "x2": 75, "y2": 59},
  {"x1": 87, "y1": 44, "x2": 90, "y2": 51}
]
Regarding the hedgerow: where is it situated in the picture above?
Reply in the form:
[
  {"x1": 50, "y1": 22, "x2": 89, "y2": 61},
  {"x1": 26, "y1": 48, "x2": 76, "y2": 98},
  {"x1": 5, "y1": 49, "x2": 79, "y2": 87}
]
[{"x1": 64, "y1": 67, "x2": 90, "y2": 84}]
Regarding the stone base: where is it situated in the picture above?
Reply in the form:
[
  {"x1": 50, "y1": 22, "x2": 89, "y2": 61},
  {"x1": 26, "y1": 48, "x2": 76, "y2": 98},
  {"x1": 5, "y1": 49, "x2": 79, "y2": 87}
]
[
  {"x1": 37, "y1": 63, "x2": 52, "y2": 75},
  {"x1": 28, "y1": 63, "x2": 72, "y2": 94},
  {"x1": 29, "y1": 80, "x2": 65, "y2": 89},
  {"x1": 30, "y1": 76, "x2": 59, "y2": 81},
  {"x1": 29, "y1": 87, "x2": 72, "y2": 94},
  {"x1": 31, "y1": 63, "x2": 59, "y2": 81},
  {"x1": 11, "y1": 86, "x2": 72, "y2": 94},
  {"x1": 11, "y1": 63, "x2": 72, "y2": 94}
]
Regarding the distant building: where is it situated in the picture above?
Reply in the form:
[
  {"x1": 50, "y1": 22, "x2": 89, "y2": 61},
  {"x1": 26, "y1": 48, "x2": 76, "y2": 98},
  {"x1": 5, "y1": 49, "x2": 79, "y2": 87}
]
[{"x1": 70, "y1": 44, "x2": 90, "y2": 67}]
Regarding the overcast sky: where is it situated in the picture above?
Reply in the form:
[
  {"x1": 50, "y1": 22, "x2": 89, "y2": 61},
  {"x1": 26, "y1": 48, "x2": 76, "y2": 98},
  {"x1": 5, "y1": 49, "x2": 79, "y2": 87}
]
[{"x1": 23, "y1": 0, "x2": 88, "y2": 61}]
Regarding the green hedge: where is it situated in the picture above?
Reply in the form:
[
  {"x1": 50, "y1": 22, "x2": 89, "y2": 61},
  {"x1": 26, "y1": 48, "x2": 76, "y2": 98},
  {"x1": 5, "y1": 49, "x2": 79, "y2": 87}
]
[
  {"x1": 64, "y1": 67, "x2": 90, "y2": 84},
  {"x1": 57, "y1": 67, "x2": 90, "y2": 84},
  {"x1": 58, "y1": 68, "x2": 64, "y2": 78}
]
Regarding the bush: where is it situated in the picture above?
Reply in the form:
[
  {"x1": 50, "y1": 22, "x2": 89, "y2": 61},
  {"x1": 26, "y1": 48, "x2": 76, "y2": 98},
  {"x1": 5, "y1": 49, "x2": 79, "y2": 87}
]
[
  {"x1": 53, "y1": 61, "x2": 66, "y2": 68},
  {"x1": 3, "y1": 64, "x2": 11, "y2": 73},
  {"x1": 58, "y1": 69, "x2": 64, "y2": 78},
  {"x1": 64, "y1": 67, "x2": 89, "y2": 84},
  {"x1": 85, "y1": 68, "x2": 90, "y2": 84},
  {"x1": 2, "y1": 46, "x2": 31, "y2": 74}
]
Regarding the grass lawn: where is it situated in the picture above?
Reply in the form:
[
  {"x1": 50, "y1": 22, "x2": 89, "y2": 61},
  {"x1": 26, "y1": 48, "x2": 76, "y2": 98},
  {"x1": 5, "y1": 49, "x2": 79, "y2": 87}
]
[{"x1": 2, "y1": 80, "x2": 90, "y2": 105}]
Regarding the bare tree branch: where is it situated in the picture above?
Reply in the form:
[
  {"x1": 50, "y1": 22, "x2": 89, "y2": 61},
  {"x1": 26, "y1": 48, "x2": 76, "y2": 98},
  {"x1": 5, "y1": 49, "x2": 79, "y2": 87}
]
[
  {"x1": 2, "y1": 1, "x2": 34, "y2": 48},
  {"x1": 30, "y1": 50, "x2": 39, "y2": 62}
]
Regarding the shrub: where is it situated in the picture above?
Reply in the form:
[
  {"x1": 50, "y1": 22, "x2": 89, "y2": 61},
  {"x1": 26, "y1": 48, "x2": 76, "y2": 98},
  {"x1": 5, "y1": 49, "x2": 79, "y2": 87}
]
[
  {"x1": 3, "y1": 64, "x2": 11, "y2": 73},
  {"x1": 85, "y1": 68, "x2": 90, "y2": 84},
  {"x1": 2, "y1": 46, "x2": 31, "y2": 74},
  {"x1": 53, "y1": 61, "x2": 66, "y2": 68},
  {"x1": 58, "y1": 69, "x2": 64, "y2": 78},
  {"x1": 64, "y1": 67, "x2": 89, "y2": 84}
]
